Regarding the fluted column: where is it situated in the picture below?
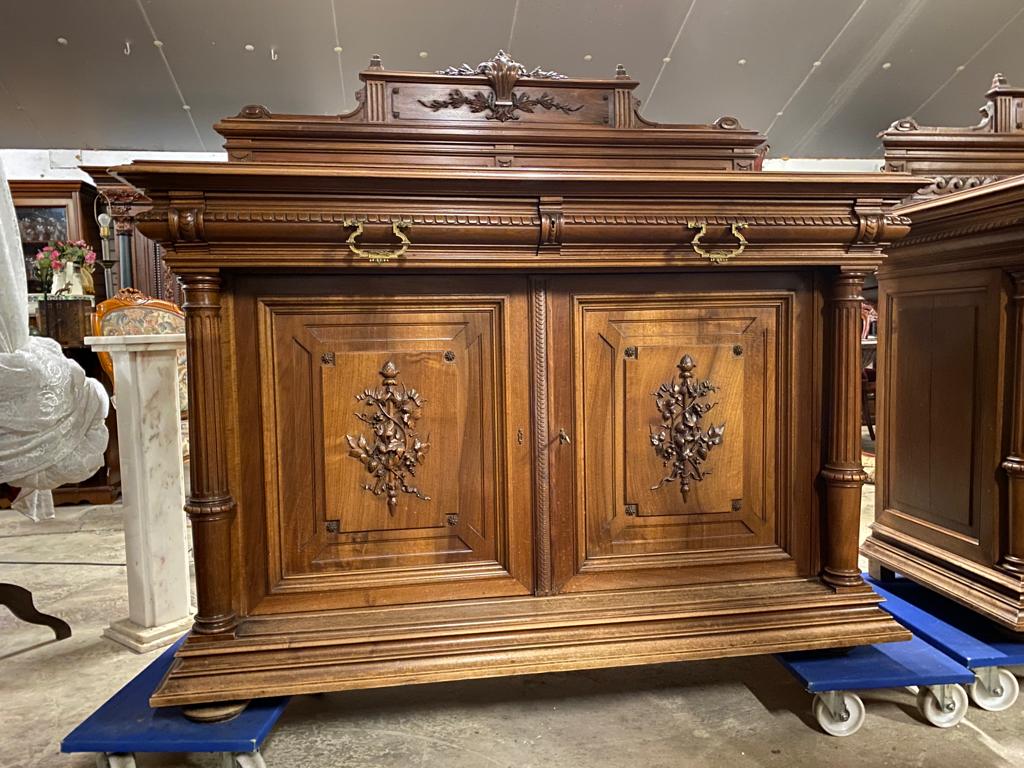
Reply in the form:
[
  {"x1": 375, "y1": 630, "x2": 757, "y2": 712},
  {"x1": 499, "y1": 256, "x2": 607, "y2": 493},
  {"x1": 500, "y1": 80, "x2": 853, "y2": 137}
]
[
  {"x1": 181, "y1": 273, "x2": 237, "y2": 633},
  {"x1": 821, "y1": 269, "x2": 869, "y2": 589},
  {"x1": 1001, "y1": 272, "x2": 1024, "y2": 574}
]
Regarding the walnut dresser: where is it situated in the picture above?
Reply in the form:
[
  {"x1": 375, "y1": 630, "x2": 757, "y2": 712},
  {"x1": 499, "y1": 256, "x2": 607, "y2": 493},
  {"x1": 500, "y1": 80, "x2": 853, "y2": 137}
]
[
  {"x1": 863, "y1": 75, "x2": 1024, "y2": 630},
  {"x1": 116, "y1": 53, "x2": 919, "y2": 710}
]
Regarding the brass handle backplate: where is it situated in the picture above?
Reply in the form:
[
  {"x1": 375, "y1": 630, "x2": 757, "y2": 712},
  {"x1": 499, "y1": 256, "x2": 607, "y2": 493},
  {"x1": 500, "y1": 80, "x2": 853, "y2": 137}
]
[
  {"x1": 688, "y1": 221, "x2": 748, "y2": 264},
  {"x1": 343, "y1": 219, "x2": 412, "y2": 263}
]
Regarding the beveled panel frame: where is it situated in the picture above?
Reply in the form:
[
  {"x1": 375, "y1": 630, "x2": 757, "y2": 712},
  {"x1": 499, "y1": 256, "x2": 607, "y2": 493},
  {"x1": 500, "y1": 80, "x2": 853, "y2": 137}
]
[
  {"x1": 229, "y1": 274, "x2": 534, "y2": 615},
  {"x1": 546, "y1": 271, "x2": 819, "y2": 593}
]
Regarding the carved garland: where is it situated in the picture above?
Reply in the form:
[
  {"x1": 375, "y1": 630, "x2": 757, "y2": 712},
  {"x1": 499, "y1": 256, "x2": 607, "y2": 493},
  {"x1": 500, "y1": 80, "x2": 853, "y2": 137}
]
[
  {"x1": 649, "y1": 355, "x2": 725, "y2": 501},
  {"x1": 418, "y1": 89, "x2": 583, "y2": 122},
  {"x1": 345, "y1": 361, "x2": 431, "y2": 512}
]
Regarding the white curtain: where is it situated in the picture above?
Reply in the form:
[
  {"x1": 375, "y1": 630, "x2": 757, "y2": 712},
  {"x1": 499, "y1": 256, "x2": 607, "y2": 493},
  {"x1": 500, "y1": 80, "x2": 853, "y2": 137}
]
[{"x1": 0, "y1": 160, "x2": 110, "y2": 519}]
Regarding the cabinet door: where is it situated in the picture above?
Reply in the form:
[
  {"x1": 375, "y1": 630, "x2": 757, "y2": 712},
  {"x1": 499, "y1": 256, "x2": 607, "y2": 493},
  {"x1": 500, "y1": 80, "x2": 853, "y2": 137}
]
[
  {"x1": 547, "y1": 273, "x2": 816, "y2": 592},
  {"x1": 251, "y1": 276, "x2": 533, "y2": 611},
  {"x1": 877, "y1": 268, "x2": 1003, "y2": 566}
]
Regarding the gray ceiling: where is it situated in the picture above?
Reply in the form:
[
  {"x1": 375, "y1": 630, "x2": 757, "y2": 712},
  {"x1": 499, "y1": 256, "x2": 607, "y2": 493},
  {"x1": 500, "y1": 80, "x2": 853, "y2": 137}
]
[{"x1": 1, "y1": 0, "x2": 1023, "y2": 158}]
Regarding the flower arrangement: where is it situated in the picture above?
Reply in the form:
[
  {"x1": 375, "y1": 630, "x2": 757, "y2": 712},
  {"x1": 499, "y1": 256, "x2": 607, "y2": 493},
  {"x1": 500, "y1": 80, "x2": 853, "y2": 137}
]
[{"x1": 34, "y1": 240, "x2": 97, "y2": 294}]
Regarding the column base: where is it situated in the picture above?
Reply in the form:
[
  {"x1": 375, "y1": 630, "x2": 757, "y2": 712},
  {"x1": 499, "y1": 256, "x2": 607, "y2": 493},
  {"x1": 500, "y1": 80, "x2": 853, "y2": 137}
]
[{"x1": 103, "y1": 615, "x2": 193, "y2": 653}]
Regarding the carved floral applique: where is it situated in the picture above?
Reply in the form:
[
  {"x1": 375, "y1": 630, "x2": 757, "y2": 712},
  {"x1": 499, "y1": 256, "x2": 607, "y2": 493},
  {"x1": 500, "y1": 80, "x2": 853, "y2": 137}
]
[
  {"x1": 346, "y1": 361, "x2": 430, "y2": 512},
  {"x1": 649, "y1": 355, "x2": 725, "y2": 501}
]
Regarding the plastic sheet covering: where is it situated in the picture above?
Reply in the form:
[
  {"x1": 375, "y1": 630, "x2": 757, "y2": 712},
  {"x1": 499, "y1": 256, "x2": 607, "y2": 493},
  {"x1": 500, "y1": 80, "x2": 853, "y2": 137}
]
[{"x1": 0, "y1": 160, "x2": 109, "y2": 519}]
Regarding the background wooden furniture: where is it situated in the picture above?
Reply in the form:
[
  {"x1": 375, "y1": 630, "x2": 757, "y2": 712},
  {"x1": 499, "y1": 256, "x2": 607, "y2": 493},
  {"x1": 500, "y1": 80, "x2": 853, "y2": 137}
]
[
  {"x1": 864, "y1": 74, "x2": 1024, "y2": 630},
  {"x1": 4, "y1": 180, "x2": 120, "y2": 507},
  {"x1": 862, "y1": 175, "x2": 1024, "y2": 630},
  {"x1": 118, "y1": 52, "x2": 920, "y2": 711},
  {"x1": 82, "y1": 166, "x2": 183, "y2": 307},
  {"x1": 880, "y1": 73, "x2": 1024, "y2": 199}
]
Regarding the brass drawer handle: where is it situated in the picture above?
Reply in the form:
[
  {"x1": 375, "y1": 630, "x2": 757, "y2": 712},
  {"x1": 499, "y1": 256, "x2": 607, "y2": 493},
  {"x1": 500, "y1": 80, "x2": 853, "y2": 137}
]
[
  {"x1": 688, "y1": 221, "x2": 748, "y2": 264},
  {"x1": 343, "y1": 219, "x2": 412, "y2": 263},
  {"x1": 558, "y1": 428, "x2": 571, "y2": 445}
]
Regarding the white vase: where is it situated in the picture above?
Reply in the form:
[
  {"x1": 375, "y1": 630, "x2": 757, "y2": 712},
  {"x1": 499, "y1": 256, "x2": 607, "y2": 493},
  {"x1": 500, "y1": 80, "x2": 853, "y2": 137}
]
[{"x1": 50, "y1": 263, "x2": 84, "y2": 296}]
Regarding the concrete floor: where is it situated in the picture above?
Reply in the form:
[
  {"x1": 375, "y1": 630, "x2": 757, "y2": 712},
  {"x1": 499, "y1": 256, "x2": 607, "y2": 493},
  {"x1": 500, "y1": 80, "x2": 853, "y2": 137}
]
[{"x1": 2, "y1": 487, "x2": 1024, "y2": 768}]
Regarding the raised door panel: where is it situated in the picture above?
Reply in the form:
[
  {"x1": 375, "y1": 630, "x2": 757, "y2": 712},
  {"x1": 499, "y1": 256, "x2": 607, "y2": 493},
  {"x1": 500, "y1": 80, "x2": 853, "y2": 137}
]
[
  {"x1": 548, "y1": 273, "x2": 816, "y2": 592},
  {"x1": 877, "y1": 269, "x2": 1003, "y2": 564},
  {"x1": 251, "y1": 276, "x2": 533, "y2": 611}
]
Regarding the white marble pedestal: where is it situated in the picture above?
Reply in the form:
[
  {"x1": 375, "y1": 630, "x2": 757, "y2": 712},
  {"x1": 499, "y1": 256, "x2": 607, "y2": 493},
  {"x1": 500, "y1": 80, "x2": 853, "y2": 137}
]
[{"x1": 86, "y1": 334, "x2": 193, "y2": 652}]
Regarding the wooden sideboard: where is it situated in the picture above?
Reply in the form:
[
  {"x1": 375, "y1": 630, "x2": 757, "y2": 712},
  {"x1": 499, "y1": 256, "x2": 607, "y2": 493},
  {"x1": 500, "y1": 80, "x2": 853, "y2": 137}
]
[
  {"x1": 864, "y1": 75, "x2": 1024, "y2": 630},
  {"x1": 116, "y1": 52, "x2": 920, "y2": 711}
]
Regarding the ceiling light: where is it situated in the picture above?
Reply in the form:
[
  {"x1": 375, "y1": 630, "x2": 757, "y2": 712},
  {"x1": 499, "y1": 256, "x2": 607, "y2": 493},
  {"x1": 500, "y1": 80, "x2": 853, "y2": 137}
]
[
  {"x1": 956, "y1": 65, "x2": 966, "y2": 72},
  {"x1": 182, "y1": 104, "x2": 191, "y2": 111},
  {"x1": 737, "y1": 58, "x2": 747, "y2": 66},
  {"x1": 812, "y1": 60, "x2": 822, "y2": 67},
  {"x1": 419, "y1": 51, "x2": 429, "y2": 58},
  {"x1": 244, "y1": 43, "x2": 255, "y2": 52},
  {"x1": 56, "y1": 36, "x2": 68, "y2": 45},
  {"x1": 583, "y1": 54, "x2": 593, "y2": 62},
  {"x1": 152, "y1": 39, "x2": 163, "y2": 48},
  {"x1": 776, "y1": 111, "x2": 784, "y2": 117},
  {"x1": 333, "y1": 45, "x2": 343, "y2": 53},
  {"x1": 882, "y1": 61, "x2": 892, "y2": 70},
  {"x1": 662, "y1": 56, "x2": 671, "y2": 63}
]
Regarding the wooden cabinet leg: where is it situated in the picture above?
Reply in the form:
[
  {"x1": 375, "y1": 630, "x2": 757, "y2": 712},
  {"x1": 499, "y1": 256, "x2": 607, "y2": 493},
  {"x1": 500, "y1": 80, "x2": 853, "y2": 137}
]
[
  {"x1": 822, "y1": 270, "x2": 869, "y2": 589},
  {"x1": 1002, "y1": 273, "x2": 1024, "y2": 574},
  {"x1": 181, "y1": 274, "x2": 238, "y2": 634}
]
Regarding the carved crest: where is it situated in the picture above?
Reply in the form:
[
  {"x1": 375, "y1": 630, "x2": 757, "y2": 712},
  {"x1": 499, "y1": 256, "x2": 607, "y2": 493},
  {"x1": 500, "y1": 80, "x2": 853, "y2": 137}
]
[
  {"x1": 436, "y1": 50, "x2": 568, "y2": 81},
  {"x1": 346, "y1": 361, "x2": 431, "y2": 512},
  {"x1": 649, "y1": 355, "x2": 725, "y2": 501},
  {"x1": 423, "y1": 50, "x2": 581, "y2": 122}
]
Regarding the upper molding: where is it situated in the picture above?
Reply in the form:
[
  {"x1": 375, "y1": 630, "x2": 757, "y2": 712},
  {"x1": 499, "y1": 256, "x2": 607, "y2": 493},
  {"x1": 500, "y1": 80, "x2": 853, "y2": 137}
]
[
  {"x1": 881, "y1": 73, "x2": 1024, "y2": 199},
  {"x1": 213, "y1": 52, "x2": 768, "y2": 171}
]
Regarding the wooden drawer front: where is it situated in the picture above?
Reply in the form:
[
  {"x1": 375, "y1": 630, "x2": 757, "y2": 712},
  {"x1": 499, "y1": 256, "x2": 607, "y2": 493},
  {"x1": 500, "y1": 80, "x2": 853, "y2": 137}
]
[
  {"x1": 548, "y1": 274, "x2": 811, "y2": 591},
  {"x1": 878, "y1": 269, "x2": 1003, "y2": 563},
  {"x1": 256, "y1": 277, "x2": 533, "y2": 608}
]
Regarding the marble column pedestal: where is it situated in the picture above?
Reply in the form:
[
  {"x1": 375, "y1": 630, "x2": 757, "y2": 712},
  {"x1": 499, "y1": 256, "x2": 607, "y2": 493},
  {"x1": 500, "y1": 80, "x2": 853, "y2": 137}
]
[{"x1": 86, "y1": 334, "x2": 193, "y2": 652}]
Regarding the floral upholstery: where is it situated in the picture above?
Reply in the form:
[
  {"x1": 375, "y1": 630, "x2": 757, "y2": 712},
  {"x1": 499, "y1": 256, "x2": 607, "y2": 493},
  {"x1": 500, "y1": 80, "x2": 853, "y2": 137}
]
[
  {"x1": 97, "y1": 298, "x2": 188, "y2": 413},
  {"x1": 94, "y1": 289, "x2": 189, "y2": 462}
]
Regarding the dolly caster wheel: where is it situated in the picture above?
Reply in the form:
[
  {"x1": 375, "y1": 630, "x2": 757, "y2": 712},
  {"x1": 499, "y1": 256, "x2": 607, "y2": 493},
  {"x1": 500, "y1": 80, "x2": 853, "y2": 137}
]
[
  {"x1": 96, "y1": 754, "x2": 136, "y2": 768},
  {"x1": 969, "y1": 667, "x2": 1019, "y2": 711},
  {"x1": 231, "y1": 751, "x2": 268, "y2": 768},
  {"x1": 812, "y1": 691, "x2": 865, "y2": 737},
  {"x1": 917, "y1": 684, "x2": 968, "y2": 727}
]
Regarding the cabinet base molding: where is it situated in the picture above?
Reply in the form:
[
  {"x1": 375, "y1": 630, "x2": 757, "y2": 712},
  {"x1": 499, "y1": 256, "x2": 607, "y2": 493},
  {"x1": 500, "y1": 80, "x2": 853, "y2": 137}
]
[
  {"x1": 151, "y1": 578, "x2": 907, "y2": 707},
  {"x1": 862, "y1": 523, "x2": 1024, "y2": 631}
]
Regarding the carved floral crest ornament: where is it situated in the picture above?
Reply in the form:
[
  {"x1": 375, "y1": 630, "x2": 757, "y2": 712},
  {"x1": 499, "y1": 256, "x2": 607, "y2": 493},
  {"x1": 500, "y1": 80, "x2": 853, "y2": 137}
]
[
  {"x1": 346, "y1": 361, "x2": 431, "y2": 512},
  {"x1": 420, "y1": 50, "x2": 582, "y2": 122},
  {"x1": 650, "y1": 355, "x2": 725, "y2": 501}
]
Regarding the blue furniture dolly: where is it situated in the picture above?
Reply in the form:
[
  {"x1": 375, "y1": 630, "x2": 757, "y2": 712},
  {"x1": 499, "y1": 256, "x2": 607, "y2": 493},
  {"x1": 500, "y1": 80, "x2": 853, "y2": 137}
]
[
  {"x1": 867, "y1": 574, "x2": 1024, "y2": 712},
  {"x1": 61, "y1": 637, "x2": 290, "y2": 768},
  {"x1": 777, "y1": 631, "x2": 974, "y2": 735}
]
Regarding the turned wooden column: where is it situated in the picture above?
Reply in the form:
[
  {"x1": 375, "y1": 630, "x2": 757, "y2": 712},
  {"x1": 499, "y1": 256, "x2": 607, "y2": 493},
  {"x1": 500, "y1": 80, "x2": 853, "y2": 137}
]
[
  {"x1": 821, "y1": 269, "x2": 869, "y2": 589},
  {"x1": 181, "y1": 273, "x2": 238, "y2": 633},
  {"x1": 1001, "y1": 272, "x2": 1024, "y2": 574}
]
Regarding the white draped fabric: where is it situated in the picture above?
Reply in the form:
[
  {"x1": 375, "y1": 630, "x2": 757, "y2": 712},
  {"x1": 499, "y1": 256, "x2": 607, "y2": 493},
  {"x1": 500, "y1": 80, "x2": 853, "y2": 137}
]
[{"x1": 0, "y1": 160, "x2": 110, "y2": 519}]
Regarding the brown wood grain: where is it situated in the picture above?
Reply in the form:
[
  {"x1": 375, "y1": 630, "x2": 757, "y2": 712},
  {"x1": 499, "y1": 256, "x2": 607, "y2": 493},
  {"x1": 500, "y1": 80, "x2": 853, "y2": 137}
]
[{"x1": 108, "y1": 54, "x2": 920, "y2": 709}]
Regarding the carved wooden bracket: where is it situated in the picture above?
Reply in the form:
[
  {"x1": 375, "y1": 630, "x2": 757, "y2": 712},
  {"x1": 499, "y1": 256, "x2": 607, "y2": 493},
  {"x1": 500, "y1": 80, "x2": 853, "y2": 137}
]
[
  {"x1": 168, "y1": 195, "x2": 206, "y2": 242},
  {"x1": 538, "y1": 196, "x2": 564, "y2": 254}
]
